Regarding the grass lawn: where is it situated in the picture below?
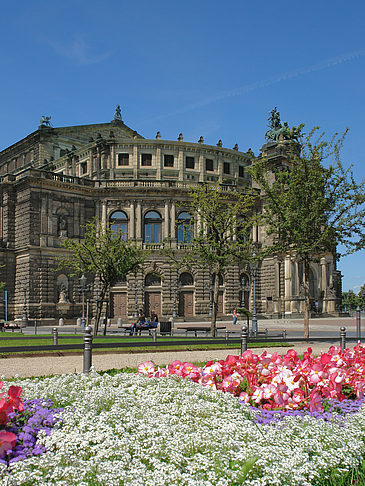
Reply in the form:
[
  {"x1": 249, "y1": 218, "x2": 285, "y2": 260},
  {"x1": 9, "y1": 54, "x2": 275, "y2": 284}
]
[{"x1": 0, "y1": 334, "x2": 290, "y2": 357}]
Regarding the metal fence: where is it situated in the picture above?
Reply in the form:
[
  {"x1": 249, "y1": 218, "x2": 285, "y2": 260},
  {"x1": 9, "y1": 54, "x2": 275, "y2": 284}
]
[{"x1": 0, "y1": 325, "x2": 357, "y2": 373}]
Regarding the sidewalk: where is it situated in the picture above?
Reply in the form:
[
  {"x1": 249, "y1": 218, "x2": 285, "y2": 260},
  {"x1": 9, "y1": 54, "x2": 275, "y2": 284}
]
[{"x1": 0, "y1": 341, "x2": 356, "y2": 379}]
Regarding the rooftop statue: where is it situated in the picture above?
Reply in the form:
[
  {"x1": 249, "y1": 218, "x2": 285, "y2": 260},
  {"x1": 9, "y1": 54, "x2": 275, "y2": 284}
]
[
  {"x1": 264, "y1": 108, "x2": 300, "y2": 143},
  {"x1": 114, "y1": 105, "x2": 122, "y2": 121},
  {"x1": 40, "y1": 115, "x2": 52, "y2": 127}
]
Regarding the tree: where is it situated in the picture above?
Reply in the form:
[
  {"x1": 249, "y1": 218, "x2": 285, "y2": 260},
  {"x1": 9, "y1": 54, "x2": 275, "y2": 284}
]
[
  {"x1": 164, "y1": 184, "x2": 259, "y2": 337},
  {"x1": 58, "y1": 218, "x2": 147, "y2": 335},
  {"x1": 250, "y1": 126, "x2": 365, "y2": 338},
  {"x1": 341, "y1": 290, "x2": 359, "y2": 313}
]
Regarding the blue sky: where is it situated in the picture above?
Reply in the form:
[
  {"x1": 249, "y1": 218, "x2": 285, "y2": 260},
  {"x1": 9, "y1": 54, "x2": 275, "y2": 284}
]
[{"x1": 1, "y1": 0, "x2": 364, "y2": 292}]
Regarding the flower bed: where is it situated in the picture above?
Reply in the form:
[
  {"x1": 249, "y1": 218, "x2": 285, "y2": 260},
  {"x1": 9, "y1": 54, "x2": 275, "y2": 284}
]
[
  {"x1": 1, "y1": 346, "x2": 365, "y2": 484},
  {"x1": 138, "y1": 344, "x2": 365, "y2": 414}
]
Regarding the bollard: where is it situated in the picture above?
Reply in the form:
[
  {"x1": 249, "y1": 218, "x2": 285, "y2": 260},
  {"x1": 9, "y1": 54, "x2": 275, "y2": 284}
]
[
  {"x1": 152, "y1": 329, "x2": 157, "y2": 343},
  {"x1": 265, "y1": 328, "x2": 268, "y2": 338},
  {"x1": 34, "y1": 319, "x2": 37, "y2": 335},
  {"x1": 241, "y1": 326, "x2": 248, "y2": 355},
  {"x1": 283, "y1": 329, "x2": 287, "y2": 340},
  {"x1": 58, "y1": 318, "x2": 64, "y2": 327},
  {"x1": 77, "y1": 317, "x2": 82, "y2": 328},
  {"x1": 117, "y1": 318, "x2": 123, "y2": 328},
  {"x1": 340, "y1": 326, "x2": 346, "y2": 350},
  {"x1": 356, "y1": 307, "x2": 361, "y2": 341},
  {"x1": 52, "y1": 327, "x2": 58, "y2": 345},
  {"x1": 83, "y1": 326, "x2": 93, "y2": 373},
  {"x1": 225, "y1": 329, "x2": 229, "y2": 345}
]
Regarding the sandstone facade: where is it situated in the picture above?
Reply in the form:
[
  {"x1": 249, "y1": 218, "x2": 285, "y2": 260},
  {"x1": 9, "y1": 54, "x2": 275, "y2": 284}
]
[{"x1": 0, "y1": 113, "x2": 341, "y2": 322}]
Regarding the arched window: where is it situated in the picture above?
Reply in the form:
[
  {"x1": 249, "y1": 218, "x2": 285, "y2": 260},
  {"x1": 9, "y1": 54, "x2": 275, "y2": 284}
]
[
  {"x1": 145, "y1": 273, "x2": 161, "y2": 287},
  {"x1": 109, "y1": 211, "x2": 128, "y2": 240},
  {"x1": 144, "y1": 210, "x2": 162, "y2": 243},
  {"x1": 211, "y1": 273, "x2": 224, "y2": 286},
  {"x1": 177, "y1": 212, "x2": 193, "y2": 243},
  {"x1": 179, "y1": 272, "x2": 194, "y2": 286}
]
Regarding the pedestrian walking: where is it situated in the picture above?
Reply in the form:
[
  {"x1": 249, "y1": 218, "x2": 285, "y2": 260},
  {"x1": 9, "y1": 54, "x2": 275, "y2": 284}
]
[{"x1": 233, "y1": 309, "x2": 238, "y2": 325}]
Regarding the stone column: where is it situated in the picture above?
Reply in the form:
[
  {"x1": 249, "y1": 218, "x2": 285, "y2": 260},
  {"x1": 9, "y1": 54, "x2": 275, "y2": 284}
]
[
  {"x1": 321, "y1": 257, "x2": 327, "y2": 295},
  {"x1": 217, "y1": 154, "x2": 223, "y2": 183},
  {"x1": 164, "y1": 201, "x2": 169, "y2": 240},
  {"x1": 130, "y1": 201, "x2": 135, "y2": 239},
  {"x1": 170, "y1": 201, "x2": 176, "y2": 246},
  {"x1": 110, "y1": 144, "x2": 116, "y2": 179},
  {"x1": 101, "y1": 201, "x2": 107, "y2": 227},
  {"x1": 156, "y1": 146, "x2": 161, "y2": 180},
  {"x1": 199, "y1": 155, "x2": 204, "y2": 182},
  {"x1": 136, "y1": 201, "x2": 142, "y2": 240},
  {"x1": 132, "y1": 145, "x2": 138, "y2": 179},
  {"x1": 273, "y1": 260, "x2": 281, "y2": 314},
  {"x1": 284, "y1": 257, "x2": 292, "y2": 314},
  {"x1": 178, "y1": 149, "x2": 184, "y2": 182}
]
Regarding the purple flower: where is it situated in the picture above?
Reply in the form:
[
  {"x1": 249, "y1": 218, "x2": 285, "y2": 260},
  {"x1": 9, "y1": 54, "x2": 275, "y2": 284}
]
[
  {"x1": 2, "y1": 398, "x2": 64, "y2": 464},
  {"x1": 249, "y1": 398, "x2": 365, "y2": 425}
]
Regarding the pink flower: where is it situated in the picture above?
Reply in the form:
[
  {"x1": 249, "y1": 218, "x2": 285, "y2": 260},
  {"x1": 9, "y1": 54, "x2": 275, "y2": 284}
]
[
  {"x1": 168, "y1": 360, "x2": 184, "y2": 376},
  {"x1": 7, "y1": 386, "x2": 23, "y2": 412},
  {"x1": 273, "y1": 384, "x2": 290, "y2": 407},
  {"x1": 137, "y1": 361, "x2": 155, "y2": 376},
  {"x1": 309, "y1": 390, "x2": 324, "y2": 412},
  {"x1": 0, "y1": 430, "x2": 16, "y2": 457}
]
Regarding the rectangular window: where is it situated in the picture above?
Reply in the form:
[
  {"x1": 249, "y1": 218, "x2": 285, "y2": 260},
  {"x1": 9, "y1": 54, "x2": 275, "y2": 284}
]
[
  {"x1": 144, "y1": 223, "x2": 161, "y2": 243},
  {"x1": 223, "y1": 162, "x2": 230, "y2": 174},
  {"x1": 164, "y1": 154, "x2": 174, "y2": 167},
  {"x1": 118, "y1": 153, "x2": 129, "y2": 166},
  {"x1": 206, "y1": 158, "x2": 214, "y2": 171},
  {"x1": 239, "y1": 165, "x2": 245, "y2": 178},
  {"x1": 80, "y1": 161, "x2": 88, "y2": 174},
  {"x1": 186, "y1": 156, "x2": 195, "y2": 169},
  {"x1": 141, "y1": 153, "x2": 152, "y2": 166}
]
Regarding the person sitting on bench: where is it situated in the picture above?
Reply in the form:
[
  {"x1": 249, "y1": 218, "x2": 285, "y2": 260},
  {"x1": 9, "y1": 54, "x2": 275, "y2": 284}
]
[
  {"x1": 149, "y1": 311, "x2": 158, "y2": 329},
  {"x1": 130, "y1": 309, "x2": 145, "y2": 335}
]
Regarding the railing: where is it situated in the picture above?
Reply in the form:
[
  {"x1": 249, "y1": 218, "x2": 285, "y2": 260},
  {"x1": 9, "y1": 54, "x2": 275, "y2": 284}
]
[{"x1": 0, "y1": 326, "x2": 354, "y2": 373}]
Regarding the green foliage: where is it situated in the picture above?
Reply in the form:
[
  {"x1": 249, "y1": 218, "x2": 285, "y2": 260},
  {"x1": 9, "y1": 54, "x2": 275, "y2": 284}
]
[
  {"x1": 251, "y1": 128, "x2": 365, "y2": 260},
  {"x1": 57, "y1": 218, "x2": 147, "y2": 334},
  {"x1": 186, "y1": 184, "x2": 258, "y2": 270},
  {"x1": 250, "y1": 126, "x2": 365, "y2": 337},
  {"x1": 342, "y1": 287, "x2": 365, "y2": 311},
  {"x1": 163, "y1": 184, "x2": 259, "y2": 336},
  {"x1": 58, "y1": 218, "x2": 146, "y2": 286}
]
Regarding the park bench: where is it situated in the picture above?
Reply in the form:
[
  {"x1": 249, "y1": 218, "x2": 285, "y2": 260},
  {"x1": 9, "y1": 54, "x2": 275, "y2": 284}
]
[
  {"x1": 118, "y1": 321, "x2": 172, "y2": 336},
  {"x1": 177, "y1": 326, "x2": 226, "y2": 337},
  {"x1": 0, "y1": 322, "x2": 22, "y2": 333}
]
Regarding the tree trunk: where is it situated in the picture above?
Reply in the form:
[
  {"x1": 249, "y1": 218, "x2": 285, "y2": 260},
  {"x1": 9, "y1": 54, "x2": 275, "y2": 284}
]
[
  {"x1": 303, "y1": 260, "x2": 310, "y2": 339},
  {"x1": 94, "y1": 285, "x2": 107, "y2": 336},
  {"x1": 211, "y1": 273, "x2": 219, "y2": 337}
]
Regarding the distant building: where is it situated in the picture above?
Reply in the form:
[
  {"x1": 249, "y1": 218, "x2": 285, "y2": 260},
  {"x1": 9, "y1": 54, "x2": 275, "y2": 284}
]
[{"x1": 0, "y1": 109, "x2": 341, "y2": 323}]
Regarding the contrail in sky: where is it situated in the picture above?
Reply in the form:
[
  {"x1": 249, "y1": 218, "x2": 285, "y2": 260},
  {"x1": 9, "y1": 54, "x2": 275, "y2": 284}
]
[{"x1": 149, "y1": 49, "x2": 365, "y2": 122}]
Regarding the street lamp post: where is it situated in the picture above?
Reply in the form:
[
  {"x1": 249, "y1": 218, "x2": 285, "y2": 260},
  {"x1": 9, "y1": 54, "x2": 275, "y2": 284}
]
[
  {"x1": 78, "y1": 275, "x2": 92, "y2": 330},
  {"x1": 356, "y1": 306, "x2": 361, "y2": 341},
  {"x1": 79, "y1": 274, "x2": 87, "y2": 329},
  {"x1": 249, "y1": 257, "x2": 259, "y2": 336},
  {"x1": 134, "y1": 273, "x2": 138, "y2": 318},
  {"x1": 360, "y1": 289, "x2": 365, "y2": 312}
]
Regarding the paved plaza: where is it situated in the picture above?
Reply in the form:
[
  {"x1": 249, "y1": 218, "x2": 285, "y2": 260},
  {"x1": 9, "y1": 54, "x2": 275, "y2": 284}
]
[{"x1": 0, "y1": 316, "x2": 361, "y2": 379}]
